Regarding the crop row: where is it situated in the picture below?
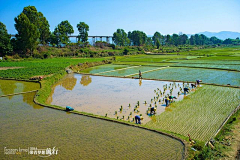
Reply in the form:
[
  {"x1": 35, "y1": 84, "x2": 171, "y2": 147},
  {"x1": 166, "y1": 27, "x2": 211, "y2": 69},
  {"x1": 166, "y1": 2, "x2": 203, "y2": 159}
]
[{"x1": 145, "y1": 85, "x2": 240, "y2": 141}]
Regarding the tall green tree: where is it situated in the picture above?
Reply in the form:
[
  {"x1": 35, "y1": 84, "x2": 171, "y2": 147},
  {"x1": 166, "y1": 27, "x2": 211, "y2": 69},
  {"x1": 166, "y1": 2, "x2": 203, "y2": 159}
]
[
  {"x1": 14, "y1": 13, "x2": 39, "y2": 55},
  {"x1": 14, "y1": 6, "x2": 50, "y2": 55},
  {"x1": 156, "y1": 39, "x2": 160, "y2": 49},
  {"x1": 77, "y1": 22, "x2": 89, "y2": 43},
  {"x1": 38, "y1": 12, "x2": 51, "y2": 44},
  {"x1": 112, "y1": 29, "x2": 130, "y2": 46},
  {"x1": 128, "y1": 30, "x2": 147, "y2": 46},
  {"x1": 0, "y1": 22, "x2": 12, "y2": 56},
  {"x1": 53, "y1": 20, "x2": 74, "y2": 45},
  {"x1": 166, "y1": 34, "x2": 171, "y2": 45},
  {"x1": 152, "y1": 32, "x2": 161, "y2": 46},
  {"x1": 21, "y1": 6, "x2": 50, "y2": 44},
  {"x1": 171, "y1": 34, "x2": 179, "y2": 46}
]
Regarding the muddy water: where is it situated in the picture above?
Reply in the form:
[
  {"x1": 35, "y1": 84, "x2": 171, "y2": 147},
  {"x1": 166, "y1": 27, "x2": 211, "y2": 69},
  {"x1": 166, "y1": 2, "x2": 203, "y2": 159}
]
[
  {"x1": 47, "y1": 74, "x2": 190, "y2": 123},
  {"x1": 0, "y1": 81, "x2": 184, "y2": 159},
  {"x1": 0, "y1": 80, "x2": 40, "y2": 96}
]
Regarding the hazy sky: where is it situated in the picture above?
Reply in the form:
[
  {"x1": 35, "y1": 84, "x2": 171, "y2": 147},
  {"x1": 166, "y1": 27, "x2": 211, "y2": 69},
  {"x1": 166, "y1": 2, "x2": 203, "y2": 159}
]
[{"x1": 0, "y1": 0, "x2": 239, "y2": 36}]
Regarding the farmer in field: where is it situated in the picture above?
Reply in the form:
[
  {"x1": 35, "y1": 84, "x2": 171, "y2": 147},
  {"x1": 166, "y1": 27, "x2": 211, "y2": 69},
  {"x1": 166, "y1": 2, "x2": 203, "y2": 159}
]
[
  {"x1": 184, "y1": 87, "x2": 189, "y2": 95},
  {"x1": 169, "y1": 96, "x2": 177, "y2": 102},
  {"x1": 191, "y1": 83, "x2": 196, "y2": 88},
  {"x1": 150, "y1": 106, "x2": 156, "y2": 114},
  {"x1": 139, "y1": 70, "x2": 142, "y2": 79},
  {"x1": 135, "y1": 115, "x2": 141, "y2": 124},
  {"x1": 165, "y1": 97, "x2": 170, "y2": 107},
  {"x1": 196, "y1": 79, "x2": 202, "y2": 85}
]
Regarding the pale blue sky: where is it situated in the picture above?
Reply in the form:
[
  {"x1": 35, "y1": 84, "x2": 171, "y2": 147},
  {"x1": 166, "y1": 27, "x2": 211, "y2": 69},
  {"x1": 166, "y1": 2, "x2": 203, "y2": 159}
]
[{"x1": 0, "y1": 0, "x2": 239, "y2": 36}]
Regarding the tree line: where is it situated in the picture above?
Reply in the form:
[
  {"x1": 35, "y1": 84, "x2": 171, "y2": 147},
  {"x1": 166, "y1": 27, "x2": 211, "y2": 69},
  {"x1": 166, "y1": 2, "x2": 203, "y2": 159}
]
[
  {"x1": 112, "y1": 30, "x2": 240, "y2": 48},
  {"x1": 0, "y1": 5, "x2": 240, "y2": 57},
  {"x1": 0, "y1": 6, "x2": 89, "y2": 57}
]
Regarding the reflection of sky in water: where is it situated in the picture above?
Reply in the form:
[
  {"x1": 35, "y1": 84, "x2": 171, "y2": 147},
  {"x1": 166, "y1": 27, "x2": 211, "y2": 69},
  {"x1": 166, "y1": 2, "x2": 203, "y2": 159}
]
[{"x1": 48, "y1": 74, "x2": 188, "y2": 123}]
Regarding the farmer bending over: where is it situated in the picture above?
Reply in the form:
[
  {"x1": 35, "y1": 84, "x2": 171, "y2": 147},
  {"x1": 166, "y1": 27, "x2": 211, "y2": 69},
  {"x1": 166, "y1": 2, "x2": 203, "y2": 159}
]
[
  {"x1": 169, "y1": 96, "x2": 177, "y2": 102},
  {"x1": 135, "y1": 115, "x2": 141, "y2": 124},
  {"x1": 150, "y1": 107, "x2": 156, "y2": 114},
  {"x1": 196, "y1": 80, "x2": 202, "y2": 85},
  {"x1": 165, "y1": 97, "x2": 170, "y2": 107},
  {"x1": 191, "y1": 83, "x2": 196, "y2": 88},
  {"x1": 139, "y1": 70, "x2": 142, "y2": 79},
  {"x1": 184, "y1": 87, "x2": 189, "y2": 95}
]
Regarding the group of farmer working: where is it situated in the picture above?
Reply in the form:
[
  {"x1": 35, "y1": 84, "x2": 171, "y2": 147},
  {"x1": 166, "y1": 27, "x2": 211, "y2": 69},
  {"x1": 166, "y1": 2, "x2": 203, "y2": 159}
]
[
  {"x1": 135, "y1": 76, "x2": 202, "y2": 124},
  {"x1": 165, "y1": 79, "x2": 202, "y2": 107}
]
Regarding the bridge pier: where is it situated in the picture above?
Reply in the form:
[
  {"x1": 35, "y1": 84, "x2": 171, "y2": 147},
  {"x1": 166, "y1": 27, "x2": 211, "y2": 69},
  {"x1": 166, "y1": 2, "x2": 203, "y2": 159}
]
[{"x1": 92, "y1": 37, "x2": 95, "y2": 46}]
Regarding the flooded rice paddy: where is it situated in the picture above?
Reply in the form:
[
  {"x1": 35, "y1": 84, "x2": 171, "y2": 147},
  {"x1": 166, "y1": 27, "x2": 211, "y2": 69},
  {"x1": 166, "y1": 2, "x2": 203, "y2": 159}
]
[
  {"x1": 47, "y1": 74, "x2": 190, "y2": 124},
  {"x1": 82, "y1": 64, "x2": 240, "y2": 86},
  {"x1": 0, "y1": 80, "x2": 184, "y2": 159},
  {"x1": 0, "y1": 79, "x2": 40, "y2": 96}
]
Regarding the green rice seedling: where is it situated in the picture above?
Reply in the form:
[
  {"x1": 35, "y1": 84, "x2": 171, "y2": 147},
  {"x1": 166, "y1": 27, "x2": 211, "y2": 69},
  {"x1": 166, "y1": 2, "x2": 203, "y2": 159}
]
[
  {"x1": 117, "y1": 116, "x2": 119, "y2": 119},
  {"x1": 130, "y1": 112, "x2": 132, "y2": 115},
  {"x1": 134, "y1": 108, "x2": 136, "y2": 112},
  {"x1": 115, "y1": 111, "x2": 117, "y2": 115},
  {"x1": 122, "y1": 116, "x2": 124, "y2": 119},
  {"x1": 145, "y1": 85, "x2": 240, "y2": 142},
  {"x1": 159, "y1": 99, "x2": 161, "y2": 102},
  {"x1": 105, "y1": 113, "x2": 107, "y2": 117},
  {"x1": 129, "y1": 103, "x2": 131, "y2": 107},
  {"x1": 155, "y1": 101, "x2": 156, "y2": 104},
  {"x1": 145, "y1": 101, "x2": 147, "y2": 104},
  {"x1": 150, "y1": 104, "x2": 152, "y2": 107},
  {"x1": 151, "y1": 99, "x2": 153, "y2": 102},
  {"x1": 127, "y1": 116, "x2": 130, "y2": 120},
  {"x1": 155, "y1": 105, "x2": 157, "y2": 108},
  {"x1": 137, "y1": 101, "x2": 140, "y2": 106}
]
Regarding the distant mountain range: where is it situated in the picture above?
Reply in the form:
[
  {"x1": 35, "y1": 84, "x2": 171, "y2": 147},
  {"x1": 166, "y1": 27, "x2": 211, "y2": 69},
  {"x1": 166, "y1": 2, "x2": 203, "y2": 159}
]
[{"x1": 188, "y1": 31, "x2": 240, "y2": 40}]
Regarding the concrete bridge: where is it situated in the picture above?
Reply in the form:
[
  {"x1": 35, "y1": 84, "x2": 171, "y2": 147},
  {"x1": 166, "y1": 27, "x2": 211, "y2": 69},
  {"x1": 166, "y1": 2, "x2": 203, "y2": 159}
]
[{"x1": 11, "y1": 34, "x2": 113, "y2": 45}]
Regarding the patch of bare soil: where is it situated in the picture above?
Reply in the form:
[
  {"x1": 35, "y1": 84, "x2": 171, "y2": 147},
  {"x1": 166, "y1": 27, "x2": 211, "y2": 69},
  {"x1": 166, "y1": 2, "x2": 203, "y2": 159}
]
[{"x1": 0, "y1": 67, "x2": 23, "y2": 70}]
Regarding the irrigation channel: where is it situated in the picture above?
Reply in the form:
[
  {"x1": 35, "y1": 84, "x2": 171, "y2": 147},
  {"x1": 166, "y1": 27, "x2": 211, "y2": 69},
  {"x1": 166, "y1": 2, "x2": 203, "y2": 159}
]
[{"x1": 0, "y1": 80, "x2": 185, "y2": 159}]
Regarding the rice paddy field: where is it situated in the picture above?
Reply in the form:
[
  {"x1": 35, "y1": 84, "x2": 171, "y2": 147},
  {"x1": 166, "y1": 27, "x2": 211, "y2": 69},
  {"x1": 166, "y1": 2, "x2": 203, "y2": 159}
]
[
  {"x1": 81, "y1": 65, "x2": 240, "y2": 86},
  {"x1": 0, "y1": 80, "x2": 184, "y2": 159},
  {"x1": 47, "y1": 74, "x2": 187, "y2": 124},
  {"x1": 145, "y1": 85, "x2": 240, "y2": 141},
  {"x1": 1, "y1": 46, "x2": 240, "y2": 159}
]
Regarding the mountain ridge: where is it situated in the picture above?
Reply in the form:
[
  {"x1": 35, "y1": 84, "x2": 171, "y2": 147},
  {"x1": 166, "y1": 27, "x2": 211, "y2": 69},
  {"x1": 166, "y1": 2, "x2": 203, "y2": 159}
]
[{"x1": 189, "y1": 31, "x2": 240, "y2": 40}]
